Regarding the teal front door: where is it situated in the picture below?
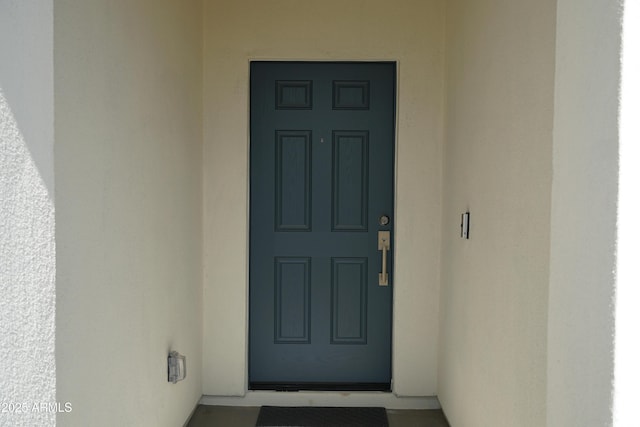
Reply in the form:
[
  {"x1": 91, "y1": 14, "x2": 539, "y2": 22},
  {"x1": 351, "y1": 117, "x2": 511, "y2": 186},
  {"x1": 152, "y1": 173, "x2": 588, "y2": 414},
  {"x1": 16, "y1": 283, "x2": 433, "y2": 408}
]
[{"x1": 249, "y1": 62, "x2": 395, "y2": 391}]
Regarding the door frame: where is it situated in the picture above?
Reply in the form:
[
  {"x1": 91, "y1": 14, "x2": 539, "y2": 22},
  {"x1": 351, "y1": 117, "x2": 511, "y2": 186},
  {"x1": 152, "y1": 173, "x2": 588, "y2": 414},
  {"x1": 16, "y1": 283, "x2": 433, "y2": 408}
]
[{"x1": 245, "y1": 59, "x2": 400, "y2": 393}]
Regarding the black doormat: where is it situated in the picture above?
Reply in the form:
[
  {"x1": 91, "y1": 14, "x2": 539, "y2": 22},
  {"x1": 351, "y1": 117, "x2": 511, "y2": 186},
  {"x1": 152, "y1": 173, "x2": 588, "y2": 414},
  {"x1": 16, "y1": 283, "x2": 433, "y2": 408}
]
[{"x1": 255, "y1": 406, "x2": 389, "y2": 427}]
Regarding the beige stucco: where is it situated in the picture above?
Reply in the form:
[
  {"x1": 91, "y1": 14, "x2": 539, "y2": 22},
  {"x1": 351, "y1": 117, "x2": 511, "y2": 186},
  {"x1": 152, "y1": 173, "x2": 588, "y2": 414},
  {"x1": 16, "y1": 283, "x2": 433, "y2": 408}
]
[
  {"x1": 438, "y1": 0, "x2": 556, "y2": 425},
  {"x1": 203, "y1": 0, "x2": 445, "y2": 396},
  {"x1": 54, "y1": 1, "x2": 204, "y2": 425}
]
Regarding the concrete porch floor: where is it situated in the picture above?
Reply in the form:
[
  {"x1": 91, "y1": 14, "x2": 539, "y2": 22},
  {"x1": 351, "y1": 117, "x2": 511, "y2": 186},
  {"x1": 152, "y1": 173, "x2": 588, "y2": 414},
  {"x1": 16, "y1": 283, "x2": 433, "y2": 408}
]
[{"x1": 186, "y1": 405, "x2": 450, "y2": 427}]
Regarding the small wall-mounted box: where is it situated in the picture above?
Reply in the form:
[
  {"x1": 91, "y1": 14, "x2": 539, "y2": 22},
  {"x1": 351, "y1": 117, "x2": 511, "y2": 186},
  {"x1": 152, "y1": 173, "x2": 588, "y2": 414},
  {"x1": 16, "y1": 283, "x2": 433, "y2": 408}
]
[
  {"x1": 461, "y1": 212, "x2": 470, "y2": 239},
  {"x1": 168, "y1": 351, "x2": 186, "y2": 384}
]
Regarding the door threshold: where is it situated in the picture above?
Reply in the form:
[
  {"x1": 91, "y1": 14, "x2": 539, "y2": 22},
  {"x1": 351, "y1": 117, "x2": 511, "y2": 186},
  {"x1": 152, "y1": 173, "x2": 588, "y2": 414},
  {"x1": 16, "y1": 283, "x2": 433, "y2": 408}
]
[{"x1": 250, "y1": 382, "x2": 391, "y2": 392}]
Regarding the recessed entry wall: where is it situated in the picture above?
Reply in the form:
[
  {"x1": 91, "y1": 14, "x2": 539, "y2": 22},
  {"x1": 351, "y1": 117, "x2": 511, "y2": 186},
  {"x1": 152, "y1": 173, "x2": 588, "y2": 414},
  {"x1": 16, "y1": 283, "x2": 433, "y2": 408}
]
[
  {"x1": 438, "y1": 0, "x2": 556, "y2": 425},
  {"x1": 55, "y1": 0, "x2": 204, "y2": 425},
  {"x1": 203, "y1": 0, "x2": 445, "y2": 396}
]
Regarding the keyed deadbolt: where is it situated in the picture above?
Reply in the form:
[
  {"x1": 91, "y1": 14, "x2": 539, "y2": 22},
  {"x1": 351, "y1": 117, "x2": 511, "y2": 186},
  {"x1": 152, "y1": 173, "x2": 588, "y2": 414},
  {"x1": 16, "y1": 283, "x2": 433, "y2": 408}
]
[{"x1": 378, "y1": 215, "x2": 390, "y2": 226}]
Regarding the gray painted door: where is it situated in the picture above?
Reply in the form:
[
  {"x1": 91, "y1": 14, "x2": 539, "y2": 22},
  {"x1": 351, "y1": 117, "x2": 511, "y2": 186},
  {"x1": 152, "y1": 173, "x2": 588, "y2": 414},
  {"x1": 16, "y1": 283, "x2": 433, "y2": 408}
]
[{"x1": 249, "y1": 62, "x2": 395, "y2": 390}]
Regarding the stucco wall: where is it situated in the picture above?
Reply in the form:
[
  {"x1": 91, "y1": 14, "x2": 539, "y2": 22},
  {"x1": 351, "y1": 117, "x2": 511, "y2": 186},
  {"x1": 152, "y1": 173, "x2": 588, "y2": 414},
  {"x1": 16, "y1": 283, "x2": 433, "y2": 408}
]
[
  {"x1": 54, "y1": 1, "x2": 203, "y2": 425},
  {"x1": 0, "y1": 2, "x2": 56, "y2": 426},
  {"x1": 203, "y1": 0, "x2": 445, "y2": 396},
  {"x1": 547, "y1": 0, "x2": 621, "y2": 425},
  {"x1": 438, "y1": 0, "x2": 556, "y2": 425}
]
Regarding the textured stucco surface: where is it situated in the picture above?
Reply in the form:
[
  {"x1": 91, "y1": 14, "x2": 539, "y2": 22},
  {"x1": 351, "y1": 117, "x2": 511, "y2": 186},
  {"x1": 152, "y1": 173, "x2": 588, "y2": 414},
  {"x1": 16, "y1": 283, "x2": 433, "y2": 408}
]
[
  {"x1": 54, "y1": 1, "x2": 203, "y2": 425},
  {"x1": 439, "y1": 0, "x2": 556, "y2": 425},
  {"x1": 0, "y1": 1, "x2": 56, "y2": 426},
  {"x1": 0, "y1": 92, "x2": 56, "y2": 427}
]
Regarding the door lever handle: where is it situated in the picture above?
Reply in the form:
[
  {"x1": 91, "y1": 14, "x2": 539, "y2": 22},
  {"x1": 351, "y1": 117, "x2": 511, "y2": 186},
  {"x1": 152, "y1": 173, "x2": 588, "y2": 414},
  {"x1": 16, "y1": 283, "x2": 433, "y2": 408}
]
[{"x1": 378, "y1": 231, "x2": 390, "y2": 286}]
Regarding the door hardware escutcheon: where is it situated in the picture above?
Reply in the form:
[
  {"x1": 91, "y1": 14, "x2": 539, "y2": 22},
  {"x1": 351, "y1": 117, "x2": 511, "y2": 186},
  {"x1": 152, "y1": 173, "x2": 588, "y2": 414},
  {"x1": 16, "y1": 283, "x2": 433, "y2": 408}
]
[{"x1": 378, "y1": 231, "x2": 390, "y2": 286}]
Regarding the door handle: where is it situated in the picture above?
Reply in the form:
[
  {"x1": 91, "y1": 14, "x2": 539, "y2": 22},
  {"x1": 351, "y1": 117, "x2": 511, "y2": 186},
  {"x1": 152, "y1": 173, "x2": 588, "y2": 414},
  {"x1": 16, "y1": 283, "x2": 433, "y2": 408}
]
[{"x1": 378, "y1": 231, "x2": 390, "y2": 286}]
